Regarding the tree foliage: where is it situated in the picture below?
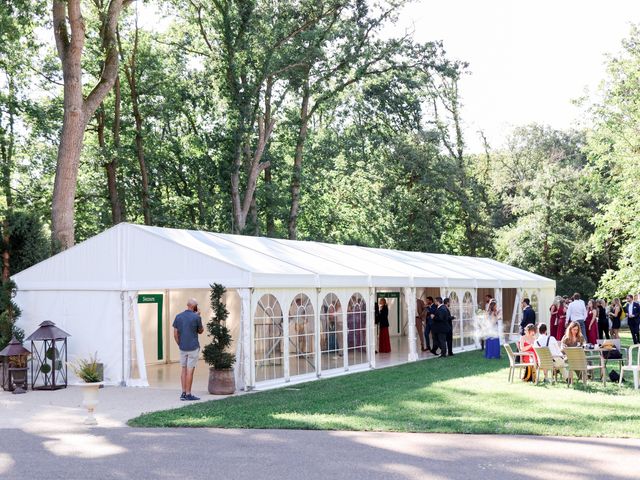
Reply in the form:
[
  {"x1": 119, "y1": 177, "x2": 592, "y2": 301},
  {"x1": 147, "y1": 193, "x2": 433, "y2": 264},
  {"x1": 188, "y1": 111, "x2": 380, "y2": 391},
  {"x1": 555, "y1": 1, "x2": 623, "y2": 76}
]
[{"x1": 5, "y1": 2, "x2": 640, "y2": 300}]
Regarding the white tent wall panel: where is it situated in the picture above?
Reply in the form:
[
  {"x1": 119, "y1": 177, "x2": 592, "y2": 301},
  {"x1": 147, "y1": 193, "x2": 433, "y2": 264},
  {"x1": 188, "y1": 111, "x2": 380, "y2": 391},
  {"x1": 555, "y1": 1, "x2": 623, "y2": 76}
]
[
  {"x1": 12, "y1": 227, "x2": 124, "y2": 290},
  {"x1": 15, "y1": 290, "x2": 125, "y2": 385},
  {"x1": 537, "y1": 288, "x2": 555, "y2": 326},
  {"x1": 250, "y1": 287, "x2": 372, "y2": 389}
]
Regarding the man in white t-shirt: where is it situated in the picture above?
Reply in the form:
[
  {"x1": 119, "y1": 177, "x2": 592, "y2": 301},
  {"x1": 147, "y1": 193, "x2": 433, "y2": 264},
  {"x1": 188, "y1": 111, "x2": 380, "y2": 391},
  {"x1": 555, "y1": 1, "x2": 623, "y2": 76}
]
[
  {"x1": 534, "y1": 323, "x2": 562, "y2": 357},
  {"x1": 534, "y1": 324, "x2": 566, "y2": 380},
  {"x1": 566, "y1": 292, "x2": 588, "y2": 340}
]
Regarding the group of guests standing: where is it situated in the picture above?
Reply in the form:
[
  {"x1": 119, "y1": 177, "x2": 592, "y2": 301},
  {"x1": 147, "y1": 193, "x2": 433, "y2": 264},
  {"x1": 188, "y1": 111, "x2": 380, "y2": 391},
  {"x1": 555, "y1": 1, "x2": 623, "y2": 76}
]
[
  {"x1": 548, "y1": 292, "x2": 640, "y2": 345},
  {"x1": 415, "y1": 296, "x2": 455, "y2": 357}
]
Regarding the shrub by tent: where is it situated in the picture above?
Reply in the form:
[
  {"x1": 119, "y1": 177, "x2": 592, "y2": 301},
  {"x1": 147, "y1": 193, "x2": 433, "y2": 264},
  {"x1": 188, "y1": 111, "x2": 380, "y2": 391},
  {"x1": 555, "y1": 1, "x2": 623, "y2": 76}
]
[{"x1": 13, "y1": 223, "x2": 555, "y2": 389}]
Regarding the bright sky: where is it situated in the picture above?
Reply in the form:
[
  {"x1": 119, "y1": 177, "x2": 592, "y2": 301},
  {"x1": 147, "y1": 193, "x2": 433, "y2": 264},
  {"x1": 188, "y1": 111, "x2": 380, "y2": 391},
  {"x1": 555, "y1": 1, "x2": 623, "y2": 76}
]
[{"x1": 395, "y1": 0, "x2": 640, "y2": 152}]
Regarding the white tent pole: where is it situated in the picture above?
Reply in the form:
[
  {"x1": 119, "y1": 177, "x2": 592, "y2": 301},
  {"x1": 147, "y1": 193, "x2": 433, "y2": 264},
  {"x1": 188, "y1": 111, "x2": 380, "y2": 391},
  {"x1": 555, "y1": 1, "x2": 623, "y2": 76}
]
[
  {"x1": 120, "y1": 291, "x2": 126, "y2": 386},
  {"x1": 369, "y1": 288, "x2": 376, "y2": 369},
  {"x1": 315, "y1": 288, "x2": 321, "y2": 378},
  {"x1": 510, "y1": 290, "x2": 521, "y2": 342},
  {"x1": 282, "y1": 291, "x2": 290, "y2": 382},
  {"x1": 238, "y1": 288, "x2": 251, "y2": 390},
  {"x1": 472, "y1": 288, "x2": 479, "y2": 349},
  {"x1": 496, "y1": 288, "x2": 504, "y2": 345},
  {"x1": 342, "y1": 290, "x2": 348, "y2": 371},
  {"x1": 458, "y1": 290, "x2": 463, "y2": 352},
  {"x1": 128, "y1": 291, "x2": 148, "y2": 386},
  {"x1": 404, "y1": 287, "x2": 418, "y2": 361}
]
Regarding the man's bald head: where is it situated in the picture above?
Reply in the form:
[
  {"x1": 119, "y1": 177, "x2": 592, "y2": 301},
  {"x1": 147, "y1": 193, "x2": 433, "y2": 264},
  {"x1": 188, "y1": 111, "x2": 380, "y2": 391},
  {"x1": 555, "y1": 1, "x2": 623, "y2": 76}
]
[{"x1": 187, "y1": 298, "x2": 198, "y2": 311}]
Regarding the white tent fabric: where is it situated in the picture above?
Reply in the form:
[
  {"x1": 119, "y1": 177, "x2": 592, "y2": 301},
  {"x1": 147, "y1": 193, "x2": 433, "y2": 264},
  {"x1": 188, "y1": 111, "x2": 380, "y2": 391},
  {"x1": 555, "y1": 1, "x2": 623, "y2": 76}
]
[
  {"x1": 14, "y1": 223, "x2": 555, "y2": 290},
  {"x1": 12, "y1": 223, "x2": 555, "y2": 387}
]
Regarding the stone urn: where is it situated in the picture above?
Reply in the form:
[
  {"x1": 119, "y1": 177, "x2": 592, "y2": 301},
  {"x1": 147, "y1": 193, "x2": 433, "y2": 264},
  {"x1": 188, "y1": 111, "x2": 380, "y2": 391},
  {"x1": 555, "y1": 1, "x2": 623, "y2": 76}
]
[
  {"x1": 208, "y1": 367, "x2": 235, "y2": 395},
  {"x1": 76, "y1": 382, "x2": 104, "y2": 425}
]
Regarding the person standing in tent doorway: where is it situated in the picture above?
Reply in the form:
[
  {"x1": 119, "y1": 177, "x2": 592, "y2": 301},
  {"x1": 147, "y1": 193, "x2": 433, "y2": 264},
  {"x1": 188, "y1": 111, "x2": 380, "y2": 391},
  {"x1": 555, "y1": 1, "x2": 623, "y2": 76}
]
[
  {"x1": 376, "y1": 298, "x2": 391, "y2": 353},
  {"x1": 443, "y1": 297, "x2": 454, "y2": 356},
  {"x1": 520, "y1": 298, "x2": 536, "y2": 335},
  {"x1": 173, "y1": 298, "x2": 204, "y2": 401},
  {"x1": 416, "y1": 296, "x2": 427, "y2": 352},
  {"x1": 430, "y1": 297, "x2": 450, "y2": 357}
]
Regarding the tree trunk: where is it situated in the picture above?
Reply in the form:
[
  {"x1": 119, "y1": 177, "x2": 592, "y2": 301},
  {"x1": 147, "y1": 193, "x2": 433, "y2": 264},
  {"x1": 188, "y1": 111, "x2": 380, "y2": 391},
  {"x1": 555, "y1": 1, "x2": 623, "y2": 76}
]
[
  {"x1": 122, "y1": 21, "x2": 151, "y2": 225},
  {"x1": 51, "y1": 0, "x2": 130, "y2": 249},
  {"x1": 98, "y1": 77, "x2": 124, "y2": 225},
  {"x1": 230, "y1": 88, "x2": 273, "y2": 234},
  {"x1": 52, "y1": 98, "x2": 86, "y2": 250},
  {"x1": 264, "y1": 165, "x2": 275, "y2": 237},
  {"x1": 288, "y1": 76, "x2": 310, "y2": 240},
  {"x1": 0, "y1": 77, "x2": 16, "y2": 280}
]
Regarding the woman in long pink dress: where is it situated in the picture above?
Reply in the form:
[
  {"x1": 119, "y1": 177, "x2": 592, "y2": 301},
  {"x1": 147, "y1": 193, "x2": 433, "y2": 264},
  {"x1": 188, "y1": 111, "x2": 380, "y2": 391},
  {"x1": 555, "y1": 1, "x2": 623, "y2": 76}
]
[
  {"x1": 555, "y1": 299, "x2": 567, "y2": 340},
  {"x1": 586, "y1": 299, "x2": 599, "y2": 344}
]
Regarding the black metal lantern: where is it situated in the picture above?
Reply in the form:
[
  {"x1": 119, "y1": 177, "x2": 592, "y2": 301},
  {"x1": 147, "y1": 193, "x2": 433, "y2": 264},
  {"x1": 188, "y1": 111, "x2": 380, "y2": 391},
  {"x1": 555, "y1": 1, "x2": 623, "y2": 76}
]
[
  {"x1": 26, "y1": 321, "x2": 71, "y2": 390},
  {"x1": 0, "y1": 337, "x2": 31, "y2": 394}
]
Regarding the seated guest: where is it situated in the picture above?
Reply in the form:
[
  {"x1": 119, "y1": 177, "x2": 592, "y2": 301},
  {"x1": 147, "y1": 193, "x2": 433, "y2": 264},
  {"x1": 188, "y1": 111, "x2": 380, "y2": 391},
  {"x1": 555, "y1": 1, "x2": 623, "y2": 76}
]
[
  {"x1": 534, "y1": 323, "x2": 563, "y2": 357},
  {"x1": 561, "y1": 321, "x2": 585, "y2": 350},
  {"x1": 534, "y1": 323, "x2": 566, "y2": 380},
  {"x1": 518, "y1": 323, "x2": 538, "y2": 382}
]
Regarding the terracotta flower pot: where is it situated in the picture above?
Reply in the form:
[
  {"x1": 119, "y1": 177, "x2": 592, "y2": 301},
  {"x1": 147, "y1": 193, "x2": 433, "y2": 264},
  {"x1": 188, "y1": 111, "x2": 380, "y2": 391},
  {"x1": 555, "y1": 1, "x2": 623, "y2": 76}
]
[{"x1": 208, "y1": 367, "x2": 235, "y2": 395}]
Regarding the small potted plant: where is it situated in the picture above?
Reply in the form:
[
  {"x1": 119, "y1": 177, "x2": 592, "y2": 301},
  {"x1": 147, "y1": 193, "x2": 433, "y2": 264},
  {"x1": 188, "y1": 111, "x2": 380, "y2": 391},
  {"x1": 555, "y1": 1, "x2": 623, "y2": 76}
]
[
  {"x1": 203, "y1": 283, "x2": 236, "y2": 395},
  {"x1": 69, "y1": 353, "x2": 103, "y2": 425}
]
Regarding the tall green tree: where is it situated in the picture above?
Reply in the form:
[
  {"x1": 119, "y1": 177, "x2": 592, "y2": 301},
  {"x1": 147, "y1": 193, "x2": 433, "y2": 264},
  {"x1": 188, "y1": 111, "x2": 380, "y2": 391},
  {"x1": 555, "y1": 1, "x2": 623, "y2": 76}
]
[
  {"x1": 585, "y1": 25, "x2": 640, "y2": 297},
  {"x1": 51, "y1": 0, "x2": 133, "y2": 249},
  {"x1": 491, "y1": 125, "x2": 599, "y2": 296}
]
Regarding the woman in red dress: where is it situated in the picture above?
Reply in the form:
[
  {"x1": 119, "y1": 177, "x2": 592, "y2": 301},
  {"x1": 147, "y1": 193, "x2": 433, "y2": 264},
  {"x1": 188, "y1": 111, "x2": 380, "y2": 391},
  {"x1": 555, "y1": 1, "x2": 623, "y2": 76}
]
[
  {"x1": 376, "y1": 298, "x2": 391, "y2": 353},
  {"x1": 549, "y1": 297, "x2": 560, "y2": 340},
  {"x1": 555, "y1": 297, "x2": 568, "y2": 340},
  {"x1": 586, "y1": 299, "x2": 599, "y2": 344},
  {"x1": 519, "y1": 324, "x2": 538, "y2": 382}
]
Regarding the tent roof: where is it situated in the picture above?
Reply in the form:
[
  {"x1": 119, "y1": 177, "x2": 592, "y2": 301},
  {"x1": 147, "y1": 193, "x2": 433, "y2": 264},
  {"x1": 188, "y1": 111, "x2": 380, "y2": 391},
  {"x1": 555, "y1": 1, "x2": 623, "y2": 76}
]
[{"x1": 13, "y1": 223, "x2": 555, "y2": 291}]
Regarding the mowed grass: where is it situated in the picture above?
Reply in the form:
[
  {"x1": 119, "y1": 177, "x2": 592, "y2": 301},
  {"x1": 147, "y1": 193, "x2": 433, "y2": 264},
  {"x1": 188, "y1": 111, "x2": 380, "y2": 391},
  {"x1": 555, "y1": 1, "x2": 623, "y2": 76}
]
[{"x1": 129, "y1": 332, "x2": 640, "y2": 437}]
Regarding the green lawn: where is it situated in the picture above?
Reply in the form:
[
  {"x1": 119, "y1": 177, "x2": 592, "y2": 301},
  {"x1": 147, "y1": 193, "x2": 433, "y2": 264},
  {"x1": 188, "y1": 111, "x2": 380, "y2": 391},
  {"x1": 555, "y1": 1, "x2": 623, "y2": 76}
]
[{"x1": 129, "y1": 332, "x2": 640, "y2": 437}]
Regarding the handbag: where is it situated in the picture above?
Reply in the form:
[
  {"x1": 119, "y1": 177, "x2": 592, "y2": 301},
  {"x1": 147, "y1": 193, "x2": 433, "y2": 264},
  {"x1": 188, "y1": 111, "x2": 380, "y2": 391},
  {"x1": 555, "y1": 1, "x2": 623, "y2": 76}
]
[
  {"x1": 603, "y1": 349, "x2": 622, "y2": 360},
  {"x1": 522, "y1": 365, "x2": 536, "y2": 382}
]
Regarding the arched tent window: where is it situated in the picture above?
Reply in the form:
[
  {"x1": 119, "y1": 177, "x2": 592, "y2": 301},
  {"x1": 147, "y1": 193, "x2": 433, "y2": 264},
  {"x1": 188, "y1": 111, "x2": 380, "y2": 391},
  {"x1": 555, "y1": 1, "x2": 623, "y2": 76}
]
[
  {"x1": 531, "y1": 293, "x2": 539, "y2": 317},
  {"x1": 449, "y1": 292, "x2": 461, "y2": 350},
  {"x1": 288, "y1": 293, "x2": 315, "y2": 377},
  {"x1": 254, "y1": 294, "x2": 284, "y2": 382},
  {"x1": 320, "y1": 293, "x2": 343, "y2": 371},
  {"x1": 347, "y1": 293, "x2": 367, "y2": 366},
  {"x1": 462, "y1": 291, "x2": 475, "y2": 348}
]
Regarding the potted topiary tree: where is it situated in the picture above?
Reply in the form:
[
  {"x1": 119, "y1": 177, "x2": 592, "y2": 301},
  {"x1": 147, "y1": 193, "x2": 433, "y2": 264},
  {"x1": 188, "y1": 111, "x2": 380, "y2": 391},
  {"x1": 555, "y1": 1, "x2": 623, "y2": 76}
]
[
  {"x1": 69, "y1": 353, "x2": 103, "y2": 425},
  {"x1": 203, "y1": 283, "x2": 236, "y2": 395}
]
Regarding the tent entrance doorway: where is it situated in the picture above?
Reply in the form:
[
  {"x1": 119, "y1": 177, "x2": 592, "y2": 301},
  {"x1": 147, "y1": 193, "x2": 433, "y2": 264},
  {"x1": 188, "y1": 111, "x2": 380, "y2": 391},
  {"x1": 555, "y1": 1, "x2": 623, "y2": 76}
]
[
  {"x1": 377, "y1": 292, "x2": 402, "y2": 336},
  {"x1": 138, "y1": 294, "x2": 165, "y2": 365}
]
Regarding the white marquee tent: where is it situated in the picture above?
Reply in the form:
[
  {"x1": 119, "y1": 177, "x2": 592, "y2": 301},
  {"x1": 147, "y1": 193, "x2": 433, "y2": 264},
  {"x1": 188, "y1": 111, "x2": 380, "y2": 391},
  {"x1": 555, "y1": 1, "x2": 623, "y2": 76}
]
[{"x1": 13, "y1": 223, "x2": 555, "y2": 389}]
